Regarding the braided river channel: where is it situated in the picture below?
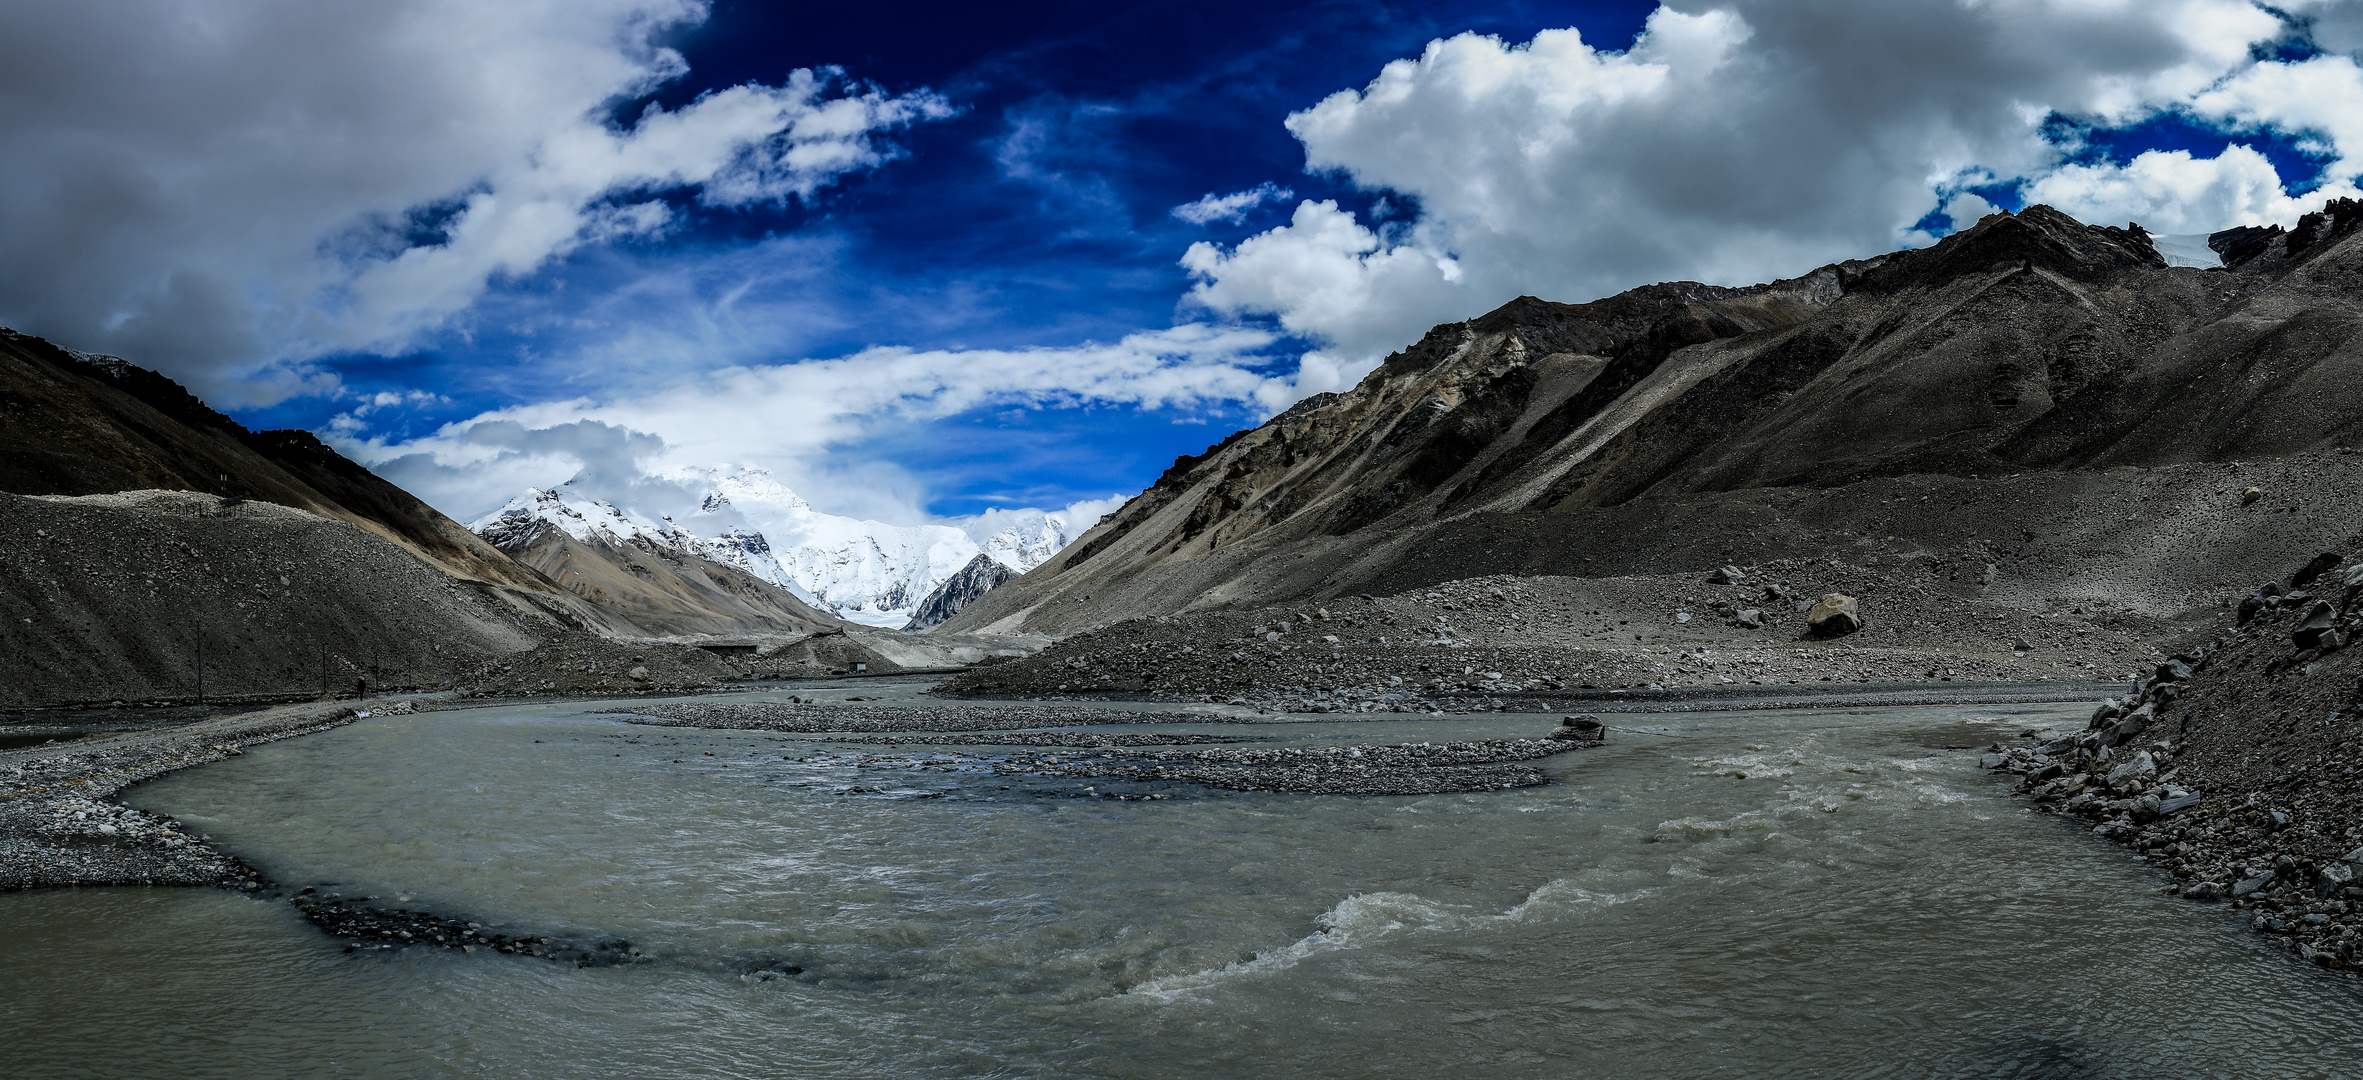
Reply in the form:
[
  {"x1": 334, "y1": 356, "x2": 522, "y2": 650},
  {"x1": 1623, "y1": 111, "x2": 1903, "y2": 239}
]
[{"x1": 11, "y1": 682, "x2": 2363, "y2": 1078}]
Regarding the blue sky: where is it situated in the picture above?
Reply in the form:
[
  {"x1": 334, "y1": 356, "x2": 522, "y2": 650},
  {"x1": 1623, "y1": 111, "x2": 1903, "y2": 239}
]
[
  {"x1": 282, "y1": 0, "x2": 1660, "y2": 519},
  {"x1": 3, "y1": 0, "x2": 2358, "y2": 524}
]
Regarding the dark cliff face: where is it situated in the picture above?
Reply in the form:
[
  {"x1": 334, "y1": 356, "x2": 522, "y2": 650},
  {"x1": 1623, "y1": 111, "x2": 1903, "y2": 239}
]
[
  {"x1": 0, "y1": 330, "x2": 548, "y2": 591},
  {"x1": 947, "y1": 205, "x2": 2363, "y2": 637},
  {"x1": 905, "y1": 553, "x2": 1018, "y2": 631}
]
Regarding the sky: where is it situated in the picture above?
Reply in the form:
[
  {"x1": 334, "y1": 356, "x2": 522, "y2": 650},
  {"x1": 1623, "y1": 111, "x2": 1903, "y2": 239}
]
[{"x1": 5, "y1": 0, "x2": 2363, "y2": 526}]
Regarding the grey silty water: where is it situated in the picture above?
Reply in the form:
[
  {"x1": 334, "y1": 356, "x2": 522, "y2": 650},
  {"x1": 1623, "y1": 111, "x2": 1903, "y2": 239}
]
[{"x1": 7, "y1": 693, "x2": 2362, "y2": 1079}]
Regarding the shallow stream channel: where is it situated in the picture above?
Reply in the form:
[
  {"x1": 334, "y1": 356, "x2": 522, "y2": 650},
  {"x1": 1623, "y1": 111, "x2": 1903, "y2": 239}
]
[{"x1": 10, "y1": 682, "x2": 2363, "y2": 1078}]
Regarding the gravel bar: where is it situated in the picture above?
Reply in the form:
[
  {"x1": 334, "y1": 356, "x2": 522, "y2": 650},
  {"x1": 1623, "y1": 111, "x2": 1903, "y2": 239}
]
[
  {"x1": 981, "y1": 736, "x2": 1593, "y2": 795},
  {"x1": 602, "y1": 702, "x2": 1232, "y2": 733}
]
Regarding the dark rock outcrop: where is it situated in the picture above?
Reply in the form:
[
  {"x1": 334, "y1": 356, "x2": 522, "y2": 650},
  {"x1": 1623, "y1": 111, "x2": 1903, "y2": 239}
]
[{"x1": 903, "y1": 554, "x2": 1017, "y2": 631}]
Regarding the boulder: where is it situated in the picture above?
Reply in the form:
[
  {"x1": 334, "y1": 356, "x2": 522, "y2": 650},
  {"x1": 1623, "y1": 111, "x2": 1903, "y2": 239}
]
[
  {"x1": 1733, "y1": 608, "x2": 1764, "y2": 629},
  {"x1": 2154, "y1": 658, "x2": 2193, "y2": 683},
  {"x1": 628, "y1": 666, "x2": 650, "y2": 682},
  {"x1": 2104, "y1": 750, "x2": 2157, "y2": 792},
  {"x1": 1551, "y1": 716, "x2": 1606, "y2": 744},
  {"x1": 1806, "y1": 594, "x2": 1861, "y2": 637},
  {"x1": 1708, "y1": 565, "x2": 1747, "y2": 585},
  {"x1": 2242, "y1": 486, "x2": 2263, "y2": 505},
  {"x1": 2238, "y1": 591, "x2": 2269, "y2": 625},
  {"x1": 2321, "y1": 861, "x2": 2358, "y2": 899},
  {"x1": 2293, "y1": 601, "x2": 2344, "y2": 651},
  {"x1": 2233, "y1": 872, "x2": 2275, "y2": 899},
  {"x1": 2291, "y1": 552, "x2": 2345, "y2": 588}
]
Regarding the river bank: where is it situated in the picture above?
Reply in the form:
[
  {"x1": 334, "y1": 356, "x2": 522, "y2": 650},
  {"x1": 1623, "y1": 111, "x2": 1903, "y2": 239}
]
[
  {"x1": 0, "y1": 698, "x2": 368, "y2": 890},
  {"x1": 1982, "y1": 559, "x2": 2363, "y2": 968}
]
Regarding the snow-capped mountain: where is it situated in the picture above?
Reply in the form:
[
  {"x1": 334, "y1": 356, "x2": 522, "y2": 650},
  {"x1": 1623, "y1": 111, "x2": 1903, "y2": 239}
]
[
  {"x1": 690, "y1": 467, "x2": 1088, "y2": 627},
  {"x1": 471, "y1": 469, "x2": 1108, "y2": 628},
  {"x1": 470, "y1": 486, "x2": 826, "y2": 608}
]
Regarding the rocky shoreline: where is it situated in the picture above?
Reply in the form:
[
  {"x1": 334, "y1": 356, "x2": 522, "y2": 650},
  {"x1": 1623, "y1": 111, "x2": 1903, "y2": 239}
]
[
  {"x1": 0, "y1": 700, "x2": 364, "y2": 890},
  {"x1": 1982, "y1": 556, "x2": 2363, "y2": 969},
  {"x1": 0, "y1": 695, "x2": 656, "y2": 965}
]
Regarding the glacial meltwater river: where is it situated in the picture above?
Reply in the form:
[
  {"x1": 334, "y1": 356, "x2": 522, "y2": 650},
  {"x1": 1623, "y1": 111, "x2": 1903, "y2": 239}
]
[{"x1": 7, "y1": 686, "x2": 2363, "y2": 1079}]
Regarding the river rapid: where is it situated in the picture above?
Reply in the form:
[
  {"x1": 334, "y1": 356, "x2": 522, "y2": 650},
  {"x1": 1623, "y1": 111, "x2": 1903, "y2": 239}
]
[{"x1": 7, "y1": 686, "x2": 2362, "y2": 1078}]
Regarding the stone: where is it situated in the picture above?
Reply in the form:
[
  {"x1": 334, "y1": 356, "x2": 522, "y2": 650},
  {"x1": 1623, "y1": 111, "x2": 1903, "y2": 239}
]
[
  {"x1": 1981, "y1": 752, "x2": 2008, "y2": 769},
  {"x1": 2089, "y1": 698, "x2": 2122, "y2": 728},
  {"x1": 2242, "y1": 486, "x2": 2263, "y2": 505},
  {"x1": 2026, "y1": 761, "x2": 2065, "y2": 784},
  {"x1": 2292, "y1": 552, "x2": 2346, "y2": 588},
  {"x1": 2293, "y1": 602, "x2": 2343, "y2": 651},
  {"x1": 1733, "y1": 608, "x2": 1764, "y2": 629},
  {"x1": 2321, "y1": 861, "x2": 2357, "y2": 898},
  {"x1": 2183, "y1": 881, "x2": 2227, "y2": 901},
  {"x1": 1708, "y1": 565, "x2": 1747, "y2": 585},
  {"x1": 2230, "y1": 588, "x2": 2268, "y2": 623},
  {"x1": 2159, "y1": 792, "x2": 2204, "y2": 815},
  {"x1": 2105, "y1": 705, "x2": 2154, "y2": 747},
  {"x1": 1806, "y1": 594, "x2": 1861, "y2": 637},
  {"x1": 2234, "y1": 873, "x2": 2275, "y2": 898},
  {"x1": 628, "y1": 666, "x2": 650, "y2": 682},
  {"x1": 1551, "y1": 716, "x2": 1606, "y2": 744},
  {"x1": 2155, "y1": 658, "x2": 2193, "y2": 683},
  {"x1": 2013, "y1": 637, "x2": 2032, "y2": 652},
  {"x1": 2105, "y1": 750, "x2": 2157, "y2": 792}
]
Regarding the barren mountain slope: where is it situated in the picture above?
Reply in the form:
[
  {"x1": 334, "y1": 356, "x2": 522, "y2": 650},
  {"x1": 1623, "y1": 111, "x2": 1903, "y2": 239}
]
[
  {"x1": 0, "y1": 330, "x2": 543, "y2": 591},
  {"x1": 0, "y1": 491, "x2": 578, "y2": 709},
  {"x1": 942, "y1": 205, "x2": 2363, "y2": 638}
]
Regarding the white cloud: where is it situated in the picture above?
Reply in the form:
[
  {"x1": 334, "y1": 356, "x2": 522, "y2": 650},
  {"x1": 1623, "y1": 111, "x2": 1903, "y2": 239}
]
[
  {"x1": 340, "y1": 324, "x2": 1291, "y2": 520},
  {"x1": 1172, "y1": 182, "x2": 1295, "y2": 225},
  {"x1": 2026, "y1": 145, "x2": 2359, "y2": 235},
  {"x1": 1183, "y1": 0, "x2": 2319, "y2": 367},
  {"x1": 0, "y1": 0, "x2": 949, "y2": 404}
]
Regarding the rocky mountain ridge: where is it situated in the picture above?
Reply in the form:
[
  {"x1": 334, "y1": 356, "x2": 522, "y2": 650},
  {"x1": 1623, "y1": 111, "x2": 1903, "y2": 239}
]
[
  {"x1": 939, "y1": 204, "x2": 2363, "y2": 640},
  {"x1": 468, "y1": 487, "x2": 846, "y2": 638}
]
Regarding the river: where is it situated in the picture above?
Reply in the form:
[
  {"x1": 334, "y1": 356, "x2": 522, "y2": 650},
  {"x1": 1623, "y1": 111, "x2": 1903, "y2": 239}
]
[{"x1": 6, "y1": 685, "x2": 2358, "y2": 1078}]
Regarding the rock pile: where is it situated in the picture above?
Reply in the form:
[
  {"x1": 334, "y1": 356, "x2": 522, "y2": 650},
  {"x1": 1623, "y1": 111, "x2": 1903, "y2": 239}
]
[{"x1": 1985, "y1": 556, "x2": 2363, "y2": 968}]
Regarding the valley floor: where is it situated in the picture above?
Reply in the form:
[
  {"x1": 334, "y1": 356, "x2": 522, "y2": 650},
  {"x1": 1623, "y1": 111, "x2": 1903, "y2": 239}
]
[{"x1": 936, "y1": 563, "x2": 2198, "y2": 713}]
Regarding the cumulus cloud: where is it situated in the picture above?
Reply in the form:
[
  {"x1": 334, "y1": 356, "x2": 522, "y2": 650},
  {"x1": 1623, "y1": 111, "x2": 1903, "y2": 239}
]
[
  {"x1": 0, "y1": 0, "x2": 948, "y2": 403},
  {"x1": 1172, "y1": 182, "x2": 1295, "y2": 225},
  {"x1": 339, "y1": 324, "x2": 1291, "y2": 519},
  {"x1": 1183, "y1": 0, "x2": 2337, "y2": 368}
]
